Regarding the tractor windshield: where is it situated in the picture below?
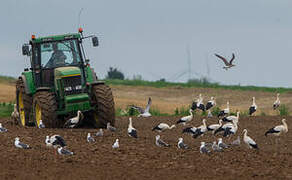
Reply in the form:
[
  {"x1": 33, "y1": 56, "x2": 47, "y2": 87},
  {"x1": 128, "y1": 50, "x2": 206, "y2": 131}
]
[{"x1": 40, "y1": 40, "x2": 82, "y2": 68}]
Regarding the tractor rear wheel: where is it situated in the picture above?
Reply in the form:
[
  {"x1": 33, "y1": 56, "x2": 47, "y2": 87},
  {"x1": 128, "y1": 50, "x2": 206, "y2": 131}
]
[
  {"x1": 16, "y1": 79, "x2": 32, "y2": 126},
  {"x1": 33, "y1": 91, "x2": 58, "y2": 128},
  {"x1": 91, "y1": 84, "x2": 115, "y2": 128}
]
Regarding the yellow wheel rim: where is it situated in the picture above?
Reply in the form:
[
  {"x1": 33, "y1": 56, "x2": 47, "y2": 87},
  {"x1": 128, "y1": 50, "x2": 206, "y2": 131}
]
[
  {"x1": 35, "y1": 103, "x2": 42, "y2": 127},
  {"x1": 18, "y1": 92, "x2": 26, "y2": 126}
]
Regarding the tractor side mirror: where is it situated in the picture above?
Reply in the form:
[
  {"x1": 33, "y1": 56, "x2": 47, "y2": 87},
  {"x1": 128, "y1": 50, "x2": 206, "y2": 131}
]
[
  {"x1": 22, "y1": 44, "x2": 30, "y2": 56},
  {"x1": 92, "y1": 36, "x2": 99, "y2": 47}
]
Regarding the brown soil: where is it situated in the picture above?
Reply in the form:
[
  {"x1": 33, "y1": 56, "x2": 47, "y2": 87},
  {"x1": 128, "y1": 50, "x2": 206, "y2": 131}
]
[
  {"x1": 111, "y1": 85, "x2": 292, "y2": 116},
  {"x1": 2, "y1": 83, "x2": 292, "y2": 115},
  {"x1": 0, "y1": 116, "x2": 291, "y2": 179}
]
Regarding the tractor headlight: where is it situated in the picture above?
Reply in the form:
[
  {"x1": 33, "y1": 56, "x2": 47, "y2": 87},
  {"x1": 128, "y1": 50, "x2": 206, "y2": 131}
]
[
  {"x1": 75, "y1": 85, "x2": 82, "y2": 90},
  {"x1": 64, "y1": 87, "x2": 72, "y2": 91}
]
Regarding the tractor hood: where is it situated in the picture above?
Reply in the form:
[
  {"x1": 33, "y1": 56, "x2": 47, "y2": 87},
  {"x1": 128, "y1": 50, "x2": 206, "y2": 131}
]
[
  {"x1": 54, "y1": 66, "x2": 81, "y2": 79},
  {"x1": 54, "y1": 67, "x2": 82, "y2": 91}
]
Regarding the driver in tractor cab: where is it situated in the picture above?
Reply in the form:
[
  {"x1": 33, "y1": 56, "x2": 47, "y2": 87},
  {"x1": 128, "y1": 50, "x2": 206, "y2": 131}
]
[{"x1": 45, "y1": 43, "x2": 67, "y2": 68}]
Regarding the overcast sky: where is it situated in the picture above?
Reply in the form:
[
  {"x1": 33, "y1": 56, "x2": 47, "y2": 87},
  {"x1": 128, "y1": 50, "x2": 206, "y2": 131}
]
[{"x1": 1, "y1": 0, "x2": 292, "y2": 87}]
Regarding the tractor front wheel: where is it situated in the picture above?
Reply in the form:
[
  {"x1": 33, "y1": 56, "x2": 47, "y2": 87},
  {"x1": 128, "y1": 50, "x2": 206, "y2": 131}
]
[
  {"x1": 91, "y1": 84, "x2": 115, "y2": 128},
  {"x1": 16, "y1": 79, "x2": 32, "y2": 126},
  {"x1": 33, "y1": 91, "x2": 58, "y2": 128}
]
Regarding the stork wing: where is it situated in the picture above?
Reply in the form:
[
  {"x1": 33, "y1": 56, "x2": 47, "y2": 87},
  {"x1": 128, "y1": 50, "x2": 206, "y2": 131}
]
[
  {"x1": 229, "y1": 53, "x2": 235, "y2": 64},
  {"x1": 131, "y1": 105, "x2": 144, "y2": 114},
  {"x1": 54, "y1": 136, "x2": 67, "y2": 147},
  {"x1": 215, "y1": 54, "x2": 229, "y2": 66},
  {"x1": 145, "y1": 97, "x2": 152, "y2": 113}
]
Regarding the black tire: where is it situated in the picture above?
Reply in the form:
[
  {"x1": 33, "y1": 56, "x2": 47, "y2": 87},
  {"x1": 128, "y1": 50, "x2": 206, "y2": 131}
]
[
  {"x1": 91, "y1": 84, "x2": 115, "y2": 127},
  {"x1": 33, "y1": 91, "x2": 58, "y2": 128},
  {"x1": 16, "y1": 78, "x2": 32, "y2": 126}
]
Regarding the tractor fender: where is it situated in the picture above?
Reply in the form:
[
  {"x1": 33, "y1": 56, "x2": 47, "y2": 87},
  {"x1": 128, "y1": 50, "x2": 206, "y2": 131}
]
[
  {"x1": 36, "y1": 87, "x2": 51, "y2": 92},
  {"x1": 19, "y1": 75, "x2": 30, "y2": 94},
  {"x1": 90, "y1": 81, "x2": 105, "y2": 86}
]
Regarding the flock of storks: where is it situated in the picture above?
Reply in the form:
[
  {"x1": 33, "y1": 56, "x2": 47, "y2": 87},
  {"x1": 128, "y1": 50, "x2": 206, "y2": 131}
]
[
  {"x1": 1, "y1": 92, "x2": 288, "y2": 155},
  {"x1": 129, "y1": 93, "x2": 288, "y2": 154}
]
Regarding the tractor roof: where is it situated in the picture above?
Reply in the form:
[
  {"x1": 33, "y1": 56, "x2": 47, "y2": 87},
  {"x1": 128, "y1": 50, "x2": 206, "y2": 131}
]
[{"x1": 31, "y1": 33, "x2": 81, "y2": 43}]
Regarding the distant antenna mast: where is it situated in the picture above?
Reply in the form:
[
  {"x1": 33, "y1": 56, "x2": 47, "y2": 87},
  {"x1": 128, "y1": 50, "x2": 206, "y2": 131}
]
[
  {"x1": 186, "y1": 44, "x2": 191, "y2": 81},
  {"x1": 78, "y1": 8, "x2": 84, "y2": 28}
]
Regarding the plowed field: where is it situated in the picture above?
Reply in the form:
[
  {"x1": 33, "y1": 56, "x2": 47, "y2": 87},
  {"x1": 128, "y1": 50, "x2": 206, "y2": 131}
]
[{"x1": 0, "y1": 116, "x2": 291, "y2": 179}]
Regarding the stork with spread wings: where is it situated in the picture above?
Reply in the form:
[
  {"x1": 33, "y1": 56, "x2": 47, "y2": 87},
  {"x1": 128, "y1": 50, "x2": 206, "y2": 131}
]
[{"x1": 215, "y1": 53, "x2": 236, "y2": 70}]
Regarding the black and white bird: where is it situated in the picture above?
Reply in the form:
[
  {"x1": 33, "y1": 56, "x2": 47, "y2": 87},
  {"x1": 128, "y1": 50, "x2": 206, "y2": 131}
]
[
  {"x1": 214, "y1": 120, "x2": 238, "y2": 135},
  {"x1": 218, "y1": 101, "x2": 230, "y2": 117},
  {"x1": 38, "y1": 120, "x2": 45, "y2": 128},
  {"x1": 243, "y1": 129, "x2": 258, "y2": 149},
  {"x1": 63, "y1": 110, "x2": 83, "y2": 128},
  {"x1": 14, "y1": 137, "x2": 30, "y2": 149},
  {"x1": 265, "y1": 119, "x2": 288, "y2": 137},
  {"x1": 212, "y1": 141, "x2": 223, "y2": 152},
  {"x1": 207, "y1": 120, "x2": 223, "y2": 134},
  {"x1": 0, "y1": 123, "x2": 8, "y2": 132},
  {"x1": 95, "y1": 129, "x2": 103, "y2": 137},
  {"x1": 200, "y1": 142, "x2": 211, "y2": 154},
  {"x1": 191, "y1": 94, "x2": 201, "y2": 110},
  {"x1": 222, "y1": 111, "x2": 240, "y2": 123},
  {"x1": 182, "y1": 126, "x2": 197, "y2": 135},
  {"x1": 155, "y1": 135, "x2": 170, "y2": 147},
  {"x1": 45, "y1": 136, "x2": 52, "y2": 147},
  {"x1": 177, "y1": 137, "x2": 189, "y2": 149},
  {"x1": 218, "y1": 138, "x2": 229, "y2": 149},
  {"x1": 50, "y1": 135, "x2": 67, "y2": 148},
  {"x1": 273, "y1": 93, "x2": 280, "y2": 110},
  {"x1": 87, "y1": 133, "x2": 95, "y2": 143},
  {"x1": 192, "y1": 119, "x2": 208, "y2": 138},
  {"x1": 215, "y1": 53, "x2": 236, "y2": 70},
  {"x1": 197, "y1": 94, "x2": 205, "y2": 111},
  {"x1": 230, "y1": 136, "x2": 241, "y2": 146},
  {"x1": 191, "y1": 94, "x2": 205, "y2": 111},
  {"x1": 57, "y1": 147, "x2": 73, "y2": 155},
  {"x1": 152, "y1": 123, "x2": 176, "y2": 132},
  {"x1": 107, "y1": 122, "x2": 116, "y2": 132},
  {"x1": 249, "y1": 97, "x2": 257, "y2": 116},
  {"x1": 176, "y1": 109, "x2": 194, "y2": 125},
  {"x1": 223, "y1": 122, "x2": 238, "y2": 137},
  {"x1": 131, "y1": 97, "x2": 152, "y2": 117},
  {"x1": 128, "y1": 117, "x2": 138, "y2": 138},
  {"x1": 206, "y1": 97, "x2": 216, "y2": 110},
  {"x1": 11, "y1": 104, "x2": 19, "y2": 123},
  {"x1": 112, "y1": 139, "x2": 119, "y2": 149}
]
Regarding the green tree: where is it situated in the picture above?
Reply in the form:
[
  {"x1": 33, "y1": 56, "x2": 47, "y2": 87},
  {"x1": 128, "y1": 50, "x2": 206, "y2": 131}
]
[{"x1": 106, "y1": 67, "x2": 125, "y2": 80}]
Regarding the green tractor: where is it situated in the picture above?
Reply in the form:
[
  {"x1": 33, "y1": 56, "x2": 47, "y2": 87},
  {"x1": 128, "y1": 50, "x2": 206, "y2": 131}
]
[{"x1": 17, "y1": 28, "x2": 115, "y2": 128}]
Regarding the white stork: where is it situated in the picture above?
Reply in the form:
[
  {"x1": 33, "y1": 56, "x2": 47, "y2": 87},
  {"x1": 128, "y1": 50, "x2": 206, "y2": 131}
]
[
  {"x1": 176, "y1": 109, "x2": 194, "y2": 125},
  {"x1": 218, "y1": 101, "x2": 230, "y2": 117},
  {"x1": 273, "y1": 93, "x2": 280, "y2": 110},
  {"x1": 152, "y1": 123, "x2": 176, "y2": 132},
  {"x1": 128, "y1": 117, "x2": 138, "y2": 138},
  {"x1": 249, "y1": 97, "x2": 257, "y2": 116},
  {"x1": 206, "y1": 97, "x2": 216, "y2": 110},
  {"x1": 243, "y1": 129, "x2": 258, "y2": 149},
  {"x1": 265, "y1": 119, "x2": 288, "y2": 136}
]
